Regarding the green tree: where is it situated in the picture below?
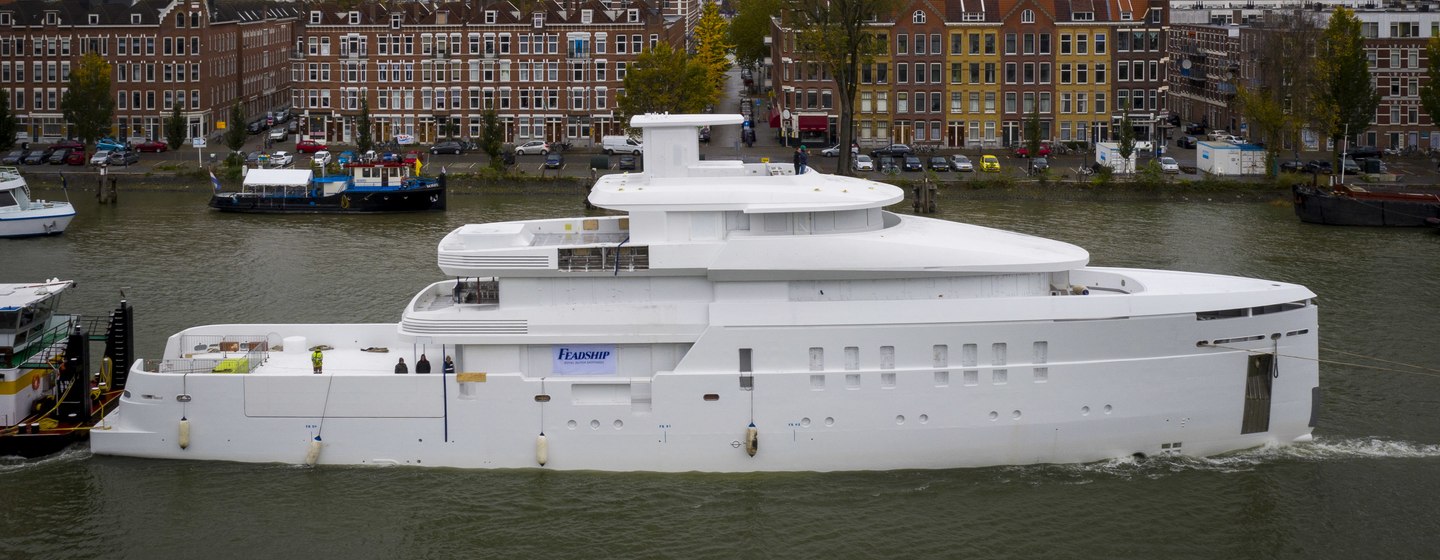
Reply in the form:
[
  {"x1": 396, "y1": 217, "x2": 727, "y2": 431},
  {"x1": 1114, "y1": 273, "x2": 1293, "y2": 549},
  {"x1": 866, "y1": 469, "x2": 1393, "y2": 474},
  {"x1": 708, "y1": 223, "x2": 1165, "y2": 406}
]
[
  {"x1": 693, "y1": 2, "x2": 733, "y2": 89},
  {"x1": 225, "y1": 103, "x2": 247, "y2": 154},
  {"x1": 60, "y1": 52, "x2": 116, "y2": 148},
  {"x1": 481, "y1": 109, "x2": 506, "y2": 171},
  {"x1": 1235, "y1": 11, "x2": 1322, "y2": 177},
  {"x1": 1117, "y1": 102, "x2": 1136, "y2": 174},
  {"x1": 165, "y1": 103, "x2": 187, "y2": 150},
  {"x1": 1317, "y1": 7, "x2": 1380, "y2": 157},
  {"x1": 730, "y1": 0, "x2": 781, "y2": 70},
  {"x1": 1024, "y1": 103, "x2": 1041, "y2": 161},
  {"x1": 1420, "y1": 36, "x2": 1440, "y2": 141},
  {"x1": 617, "y1": 43, "x2": 718, "y2": 124},
  {"x1": 356, "y1": 97, "x2": 374, "y2": 153},
  {"x1": 0, "y1": 90, "x2": 16, "y2": 151},
  {"x1": 785, "y1": 0, "x2": 901, "y2": 174}
]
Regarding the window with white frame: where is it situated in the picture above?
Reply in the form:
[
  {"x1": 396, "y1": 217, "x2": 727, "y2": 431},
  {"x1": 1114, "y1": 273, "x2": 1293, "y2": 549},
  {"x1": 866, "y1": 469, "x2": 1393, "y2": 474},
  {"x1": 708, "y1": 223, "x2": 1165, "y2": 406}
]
[
  {"x1": 1021, "y1": 9, "x2": 1034, "y2": 23},
  {"x1": 913, "y1": 10, "x2": 926, "y2": 24}
]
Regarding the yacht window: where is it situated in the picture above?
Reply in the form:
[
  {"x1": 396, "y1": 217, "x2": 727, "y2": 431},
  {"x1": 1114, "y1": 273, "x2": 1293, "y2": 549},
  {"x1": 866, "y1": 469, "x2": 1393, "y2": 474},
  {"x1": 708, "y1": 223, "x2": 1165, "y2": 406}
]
[
  {"x1": 808, "y1": 347, "x2": 824, "y2": 371},
  {"x1": 880, "y1": 346, "x2": 895, "y2": 369},
  {"x1": 933, "y1": 344, "x2": 948, "y2": 367},
  {"x1": 0, "y1": 190, "x2": 16, "y2": 207},
  {"x1": 0, "y1": 310, "x2": 18, "y2": 330},
  {"x1": 844, "y1": 346, "x2": 859, "y2": 370}
]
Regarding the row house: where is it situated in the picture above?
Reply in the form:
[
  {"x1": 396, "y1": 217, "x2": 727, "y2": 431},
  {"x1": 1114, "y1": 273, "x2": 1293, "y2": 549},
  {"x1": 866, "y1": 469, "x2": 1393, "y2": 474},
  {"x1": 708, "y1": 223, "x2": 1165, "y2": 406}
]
[
  {"x1": 769, "y1": 0, "x2": 1169, "y2": 149},
  {"x1": 0, "y1": 0, "x2": 296, "y2": 144},
  {"x1": 1170, "y1": 6, "x2": 1440, "y2": 152},
  {"x1": 293, "y1": 1, "x2": 683, "y2": 145}
]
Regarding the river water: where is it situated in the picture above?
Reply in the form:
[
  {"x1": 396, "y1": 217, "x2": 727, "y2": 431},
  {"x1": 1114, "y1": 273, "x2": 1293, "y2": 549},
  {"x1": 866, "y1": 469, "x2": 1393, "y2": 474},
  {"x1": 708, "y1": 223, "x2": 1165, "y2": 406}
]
[{"x1": 3, "y1": 186, "x2": 1439, "y2": 558}]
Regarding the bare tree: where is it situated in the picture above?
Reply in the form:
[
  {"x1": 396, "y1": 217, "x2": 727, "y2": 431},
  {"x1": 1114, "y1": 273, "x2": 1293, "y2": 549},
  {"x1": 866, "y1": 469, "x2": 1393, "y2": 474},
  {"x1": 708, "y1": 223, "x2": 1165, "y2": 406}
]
[{"x1": 1236, "y1": 10, "x2": 1324, "y2": 175}]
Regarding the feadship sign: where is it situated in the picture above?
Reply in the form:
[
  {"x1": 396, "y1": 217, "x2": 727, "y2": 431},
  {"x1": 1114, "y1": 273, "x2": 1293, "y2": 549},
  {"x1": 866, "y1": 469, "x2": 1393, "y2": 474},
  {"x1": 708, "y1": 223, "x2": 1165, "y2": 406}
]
[{"x1": 552, "y1": 345, "x2": 616, "y2": 375}]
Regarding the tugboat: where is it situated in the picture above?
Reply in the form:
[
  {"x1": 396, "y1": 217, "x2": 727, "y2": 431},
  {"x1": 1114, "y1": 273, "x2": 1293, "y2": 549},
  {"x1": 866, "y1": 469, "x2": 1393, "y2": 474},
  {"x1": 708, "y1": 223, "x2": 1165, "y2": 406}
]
[
  {"x1": 1292, "y1": 183, "x2": 1440, "y2": 226},
  {"x1": 0, "y1": 166, "x2": 75, "y2": 237},
  {"x1": 209, "y1": 161, "x2": 445, "y2": 214},
  {"x1": 0, "y1": 280, "x2": 135, "y2": 458}
]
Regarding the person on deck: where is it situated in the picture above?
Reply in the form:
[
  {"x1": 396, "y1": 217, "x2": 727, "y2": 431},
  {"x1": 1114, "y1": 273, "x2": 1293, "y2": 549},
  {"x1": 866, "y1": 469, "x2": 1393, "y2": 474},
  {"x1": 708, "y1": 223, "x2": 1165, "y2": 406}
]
[
  {"x1": 311, "y1": 349, "x2": 323, "y2": 374},
  {"x1": 442, "y1": 356, "x2": 456, "y2": 374},
  {"x1": 394, "y1": 357, "x2": 408, "y2": 374},
  {"x1": 794, "y1": 145, "x2": 809, "y2": 175},
  {"x1": 416, "y1": 354, "x2": 432, "y2": 374}
]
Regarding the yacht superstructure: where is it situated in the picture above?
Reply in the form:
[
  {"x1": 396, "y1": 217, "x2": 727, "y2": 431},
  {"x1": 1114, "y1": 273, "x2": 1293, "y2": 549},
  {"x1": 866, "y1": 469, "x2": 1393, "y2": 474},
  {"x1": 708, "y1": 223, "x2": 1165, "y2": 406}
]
[{"x1": 92, "y1": 114, "x2": 1320, "y2": 471}]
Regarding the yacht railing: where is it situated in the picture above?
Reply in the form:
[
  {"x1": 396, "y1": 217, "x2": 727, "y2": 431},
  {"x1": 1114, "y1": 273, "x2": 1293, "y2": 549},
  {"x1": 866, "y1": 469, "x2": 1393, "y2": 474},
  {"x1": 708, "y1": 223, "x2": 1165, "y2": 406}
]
[
  {"x1": 160, "y1": 334, "x2": 272, "y2": 373},
  {"x1": 0, "y1": 166, "x2": 21, "y2": 182},
  {"x1": 558, "y1": 245, "x2": 649, "y2": 272}
]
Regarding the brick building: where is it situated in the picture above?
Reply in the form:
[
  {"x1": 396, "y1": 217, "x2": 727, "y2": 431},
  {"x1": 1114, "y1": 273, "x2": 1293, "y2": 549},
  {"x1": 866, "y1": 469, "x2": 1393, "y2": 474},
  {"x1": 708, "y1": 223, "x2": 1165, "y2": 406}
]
[
  {"x1": 292, "y1": 0, "x2": 684, "y2": 146},
  {"x1": 0, "y1": 0, "x2": 297, "y2": 144}
]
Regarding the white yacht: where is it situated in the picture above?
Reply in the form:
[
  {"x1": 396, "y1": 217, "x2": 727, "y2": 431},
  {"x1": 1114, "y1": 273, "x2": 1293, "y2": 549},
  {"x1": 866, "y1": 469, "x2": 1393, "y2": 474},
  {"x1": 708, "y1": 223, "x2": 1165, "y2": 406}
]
[
  {"x1": 0, "y1": 167, "x2": 74, "y2": 238},
  {"x1": 91, "y1": 114, "x2": 1320, "y2": 472}
]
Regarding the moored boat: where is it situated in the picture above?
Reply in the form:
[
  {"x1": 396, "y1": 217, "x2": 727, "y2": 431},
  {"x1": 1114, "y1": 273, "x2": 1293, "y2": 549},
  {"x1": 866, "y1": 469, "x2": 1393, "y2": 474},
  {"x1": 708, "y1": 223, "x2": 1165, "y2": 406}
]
[
  {"x1": 1292, "y1": 183, "x2": 1440, "y2": 226},
  {"x1": 1, "y1": 281, "x2": 135, "y2": 458},
  {"x1": 209, "y1": 162, "x2": 445, "y2": 213},
  {"x1": 0, "y1": 167, "x2": 75, "y2": 238},
  {"x1": 93, "y1": 114, "x2": 1320, "y2": 472}
]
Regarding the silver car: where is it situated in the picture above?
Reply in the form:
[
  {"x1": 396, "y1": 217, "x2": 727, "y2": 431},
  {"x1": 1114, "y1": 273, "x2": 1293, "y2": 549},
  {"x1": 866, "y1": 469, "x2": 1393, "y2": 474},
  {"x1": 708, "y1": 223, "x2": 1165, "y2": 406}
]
[
  {"x1": 950, "y1": 154, "x2": 974, "y2": 172},
  {"x1": 851, "y1": 154, "x2": 874, "y2": 171}
]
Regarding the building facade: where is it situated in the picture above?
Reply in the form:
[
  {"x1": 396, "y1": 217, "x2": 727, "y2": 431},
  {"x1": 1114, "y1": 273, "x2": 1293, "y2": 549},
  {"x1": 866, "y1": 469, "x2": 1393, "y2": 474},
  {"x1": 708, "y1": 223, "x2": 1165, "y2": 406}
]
[
  {"x1": 0, "y1": 0, "x2": 296, "y2": 144},
  {"x1": 292, "y1": 0, "x2": 683, "y2": 146},
  {"x1": 770, "y1": 0, "x2": 1169, "y2": 149}
]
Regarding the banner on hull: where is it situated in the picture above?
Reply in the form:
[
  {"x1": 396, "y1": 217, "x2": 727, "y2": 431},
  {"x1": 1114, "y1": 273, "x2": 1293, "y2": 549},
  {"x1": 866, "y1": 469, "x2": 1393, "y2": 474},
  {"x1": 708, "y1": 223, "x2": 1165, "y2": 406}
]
[{"x1": 552, "y1": 345, "x2": 616, "y2": 375}]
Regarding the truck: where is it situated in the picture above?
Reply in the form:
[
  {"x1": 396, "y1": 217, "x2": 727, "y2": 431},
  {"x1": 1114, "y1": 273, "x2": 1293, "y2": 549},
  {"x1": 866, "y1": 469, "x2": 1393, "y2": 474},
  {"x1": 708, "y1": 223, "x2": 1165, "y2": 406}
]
[
  {"x1": 1094, "y1": 142, "x2": 1138, "y2": 173},
  {"x1": 1196, "y1": 141, "x2": 1266, "y2": 175}
]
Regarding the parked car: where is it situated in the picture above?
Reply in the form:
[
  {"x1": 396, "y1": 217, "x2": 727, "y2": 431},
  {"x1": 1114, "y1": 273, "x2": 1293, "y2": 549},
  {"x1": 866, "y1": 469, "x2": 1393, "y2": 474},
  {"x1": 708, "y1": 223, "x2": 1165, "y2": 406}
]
[
  {"x1": 950, "y1": 154, "x2": 974, "y2": 172},
  {"x1": 1185, "y1": 123, "x2": 1206, "y2": 135},
  {"x1": 23, "y1": 150, "x2": 48, "y2": 165},
  {"x1": 269, "y1": 151, "x2": 294, "y2": 167},
  {"x1": 1207, "y1": 130, "x2": 1230, "y2": 141},
  {"x1": 1030, "y1": 157, "x2": 1050, "y2": 173},
  {"x1": 244, "y1": 151, "x2": 263, "y2": 166},
  {"x1": 1348, "y1": 146, "x2": 1383, "y2": 159},
  {"x1": 133, "y1": 139, "x2": 169, "y2": 153},
  {"x1": 928, "y1": 156, "x2": 950, "y2": 171},
  {"x1": 268, "y1": 129, "x2": 288, "y2": 142},
  {"x1": 1176, "y1": 136, "x2": 1198, "y2": 149},
  {"x1": 90, "y1": 150, "x2": 114, "y2": 166},
  {"x1": 870, "y1": 143, "x2": 914, "y2": 158},
  {"x1": 902, "y1": 155, "x2": 923, "y2": 172},
  {"x1": 312, "y1": 151, "x2": 332, "y2": 166},
  {"x1": 980, "y1": 154, "x2": 1001, "y2": 172},
  {"x1": 878, "y1": 156, "x2": 899, "y2": 174},
  {"x1": 51, "y1": 139, "x2": 84, "y2": 151},
  {"x1": 1014, "y1": 144, "x2": 1051, "y2": 158},
  {"x1": 618, "y1": 154, "x2": 638, "y2": 170},
  {"x1": 430, "y1": 141, "x2": 464, "y2": 155},
  {"x1": 379, "y1": 152, "x2": 401, "y2": 163},
  {"x1": 1159, "y1": 157, "x2": 1180, "y2": 173},
  {"x1": 246, "y1": 120, "x2": 267, "y2": 134},
  {"x1": 1341, "y1": 158, "x2": 1361, "y2": 174},
  {"x1": 402, "y1": 151, "x2": 422, "y2": 164},
  {"x1": 108, "y1": 150, "x2": 140, "y2": 166},
  {"x1": 1305, "y1": 160, "x2": 1333, "y2": 174},
  {"x1": 514, "y1": 140, "x2": 550, "y2": 155},
  {"x1": 1279, "y1": 159, "x2": 1306, "y2": 173},
  {"x1": 64, "y1": 150, "x2": 87, "y2": 166},
  {"x1": 96, "y1": 137, "x2": 128, "y2": 151},
  {"x1": 48, "y1": 148, "x2": 74, "y2": 164},
  {"x1": 295, "y1": 140, "x2": 328, "y2": 154},
  {"x1": 544, "y1": 152, "x2": 564, "y2": 169},
  {"x1": 1, "y1": 150, "x2": 28, "y2": 165},
  {"x1": 851, "y1": 154, "x2": 874, "y2": 171}
]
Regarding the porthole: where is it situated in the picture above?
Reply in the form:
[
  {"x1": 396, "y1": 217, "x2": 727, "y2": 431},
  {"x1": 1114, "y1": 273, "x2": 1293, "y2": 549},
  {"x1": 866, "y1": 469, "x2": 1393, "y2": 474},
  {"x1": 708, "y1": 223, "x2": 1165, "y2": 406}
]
[{"x1": 590, "y1": 419, "x2": 600, "y2": 429}]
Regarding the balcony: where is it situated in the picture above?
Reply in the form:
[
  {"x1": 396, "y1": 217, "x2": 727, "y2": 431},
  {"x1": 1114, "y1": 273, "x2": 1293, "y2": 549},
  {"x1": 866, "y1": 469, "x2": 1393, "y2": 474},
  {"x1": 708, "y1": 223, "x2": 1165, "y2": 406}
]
[{"x1": 289, "y1": 50, "x2": 304, "y2": 61}]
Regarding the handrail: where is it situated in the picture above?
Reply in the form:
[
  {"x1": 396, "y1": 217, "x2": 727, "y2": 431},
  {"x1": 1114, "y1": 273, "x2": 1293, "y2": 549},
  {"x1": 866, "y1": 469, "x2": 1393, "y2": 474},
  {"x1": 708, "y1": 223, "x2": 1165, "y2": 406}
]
[{"x1": 9, "y1": 317, "x2": 75, "y2": 369}]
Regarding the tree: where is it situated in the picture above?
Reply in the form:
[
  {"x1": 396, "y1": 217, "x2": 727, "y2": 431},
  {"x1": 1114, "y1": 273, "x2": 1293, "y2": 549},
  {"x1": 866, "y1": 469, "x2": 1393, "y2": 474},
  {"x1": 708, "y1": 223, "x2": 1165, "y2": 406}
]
[
  {"x1": 1024, "y1": 103, "x2": 1041, "y2": 162},
  {"x1": 60, "y1": 52, "x2": 115, "y2": 148},
  {"x1": 1420, "y1": 35, "x2": 1440, "y2": 140},
  {"x1": 356, "y1": 97, "x2": 374, "y2": 153},
  {"x1": 0, "y1": 90, "x2": 16, "y2": 151},
  {"x1": 730, "y1": 0, "x2": 781, "y2": 70},
  {"x1": 617, "y1": 43, "x2": 718, "y2": 124},
  {"x1": 481, "y1": 109, "x2": 505, "y2": 171},
  {"x1": 785, "y1": 0, "x2": 901, "y2": 174},
  {"x1": 1236, "y1": 11, "x2": 1323, "y2": 177},
  {"x1": 165, "y1": 103, "x2": 186, "y2": 150},
  {"x1": 1317, "y1": 7, "x2": 1379, "y2": 157},
  {"x1": 225, "y1": 103, "x2": 247, "y2": 154},
  {"x1": 693, "y1": 2, "x2": 734, "y2": 89},
  {"x1": 1117, "y1": 101, "x2": 1136, "y2": 174}
]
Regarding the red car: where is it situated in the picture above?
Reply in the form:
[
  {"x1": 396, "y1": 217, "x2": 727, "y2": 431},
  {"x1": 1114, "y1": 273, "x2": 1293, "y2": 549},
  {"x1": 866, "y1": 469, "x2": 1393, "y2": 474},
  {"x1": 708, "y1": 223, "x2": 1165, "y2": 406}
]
[
  {"x1": 1013, "y1": 144, "x2": 1051, "y2": 158},
  {"x1": 134, "y1": 139, "x2": 169, "y2": 153},
  {"x1": 295, "y1": 140, "x2": 328, "y2": 154},
  {"x1": 64, "y1": 150, "x2": 87, "y2": 166},
  {"x1": 402, "y1": 151, "x2": 421, "y2": 164},
  {"x1": 52, "y1": 139, "x2": 85, "y2": 151}
]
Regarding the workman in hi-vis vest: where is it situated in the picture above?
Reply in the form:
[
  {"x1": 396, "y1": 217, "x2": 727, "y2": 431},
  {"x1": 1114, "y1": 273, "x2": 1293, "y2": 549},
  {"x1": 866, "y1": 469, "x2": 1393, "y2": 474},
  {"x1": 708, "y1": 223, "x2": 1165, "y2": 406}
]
[{"x1": 312, "y1": 349, "x2": 324, "y2": 374}]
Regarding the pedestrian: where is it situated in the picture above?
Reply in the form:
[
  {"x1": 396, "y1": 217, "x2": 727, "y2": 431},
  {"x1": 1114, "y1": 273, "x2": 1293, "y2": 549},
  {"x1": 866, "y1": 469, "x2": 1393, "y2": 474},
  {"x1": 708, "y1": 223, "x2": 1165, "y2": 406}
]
[
  {"x1": 311, "y1": 348, "x2": 323, "y2": 374},
  {"x1": 394, "y1": 357, "x2": 408, "y2": 374},
  {"x1": 799, "y1": 146, "x2": 809, "y2": 174},
  {"x1": 416, "y1": 354, "x2": 432, "y2": 374},
  {"x1": 442, "y1": 356, "x2": 456, "y2": 374},
  {"x1": 794, "y1": 145, "x2": 809, "y2": 175}
]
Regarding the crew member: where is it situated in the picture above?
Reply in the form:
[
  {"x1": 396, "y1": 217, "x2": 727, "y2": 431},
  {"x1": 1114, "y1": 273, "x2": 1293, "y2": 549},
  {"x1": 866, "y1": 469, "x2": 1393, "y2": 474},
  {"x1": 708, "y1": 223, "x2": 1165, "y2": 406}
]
[
  {"x1": 311, "y1": 348, "x2": 324, "y2": 374},
  {"x1": 395, "y1": 357, "x2": 408, "y2": 374},
  {"x1": 442, "y1": 356, "x2": 456, "y2": 374},
  {"x1": 416, "y1": 354, "x2": 432, "y2": 374}
]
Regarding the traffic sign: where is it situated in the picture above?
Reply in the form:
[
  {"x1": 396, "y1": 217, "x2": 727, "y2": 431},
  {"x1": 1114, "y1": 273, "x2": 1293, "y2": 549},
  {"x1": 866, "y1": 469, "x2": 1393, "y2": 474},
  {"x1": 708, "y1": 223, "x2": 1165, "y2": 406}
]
[{"x1": 192, "y1": 137, "x2": 207, "y2": 148}]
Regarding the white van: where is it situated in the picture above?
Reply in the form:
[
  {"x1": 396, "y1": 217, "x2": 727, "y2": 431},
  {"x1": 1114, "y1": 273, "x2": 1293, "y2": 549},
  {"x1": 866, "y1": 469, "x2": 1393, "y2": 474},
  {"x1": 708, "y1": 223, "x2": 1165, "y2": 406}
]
[{"x1": 602, "y1": 135, "x2": 643, "y2": 155}]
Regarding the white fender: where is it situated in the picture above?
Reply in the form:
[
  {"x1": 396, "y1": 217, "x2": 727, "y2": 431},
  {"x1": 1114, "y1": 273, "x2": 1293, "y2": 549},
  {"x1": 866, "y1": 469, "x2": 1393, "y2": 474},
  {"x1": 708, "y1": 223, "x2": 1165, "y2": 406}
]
[
  {"x1": 745, "y1": 424, "x2": 758, "y2": 457},
  {"x1": 305, "y1": 435, "x2": 322, "y2": 466},
  {"x1": 536, "y1": 433, "x2": 549, "y2": 466},
  {"x1": 177, "y1": 418, "x2": 190, "y2": 450}
]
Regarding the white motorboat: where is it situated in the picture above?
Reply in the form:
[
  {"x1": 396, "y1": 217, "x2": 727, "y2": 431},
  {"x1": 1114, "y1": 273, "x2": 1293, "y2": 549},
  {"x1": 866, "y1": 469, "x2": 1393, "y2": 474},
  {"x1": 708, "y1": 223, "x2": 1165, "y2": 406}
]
[
  {"x1": 92, "y1": 114, "x2": 1320, "y2": 472},
  {"x1": 0, "y1": 167, "x2": 74, "y2": 238}
]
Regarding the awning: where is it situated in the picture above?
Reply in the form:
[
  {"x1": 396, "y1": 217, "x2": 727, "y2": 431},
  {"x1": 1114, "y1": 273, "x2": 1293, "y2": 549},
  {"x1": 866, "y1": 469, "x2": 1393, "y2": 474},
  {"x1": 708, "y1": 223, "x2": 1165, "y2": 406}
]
[
  {"x1": 243, "y1": 169, "x2": 313, "y2": 188},
  {"x1": 769, "y1": 112, "x2": 780, "y2": 128},
  {"x1": 799, "y1": 115, "x2": 828, "y2": 131}
]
